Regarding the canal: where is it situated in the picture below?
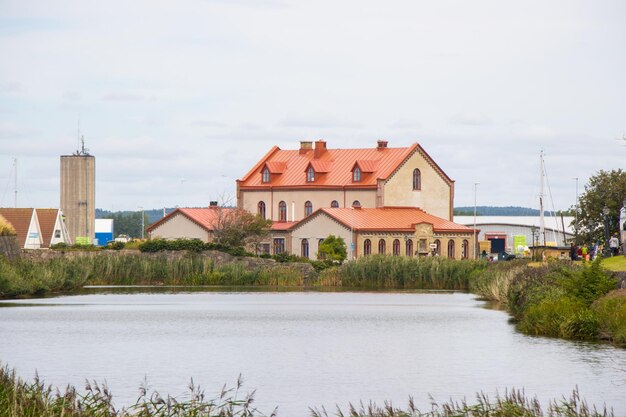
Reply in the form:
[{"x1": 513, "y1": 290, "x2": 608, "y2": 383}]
[{"x1": 1, "y1": 290, "x2": 624, "y2": 415}]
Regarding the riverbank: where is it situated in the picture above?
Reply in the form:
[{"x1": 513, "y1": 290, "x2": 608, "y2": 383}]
[
  {"x1": 1, "y1": 250, "x2": 625, "y2": 345},
  {"x1": 0, "y1": 363, "x2": 615, "y2": 417},
  {"x1": 470, "y1": 257, "x2": 626, "y2": 345}
]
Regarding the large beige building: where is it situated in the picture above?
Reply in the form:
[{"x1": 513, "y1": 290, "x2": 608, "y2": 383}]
[{"x1": 237, "y1": 140, "x2": 476, "y2": 260}]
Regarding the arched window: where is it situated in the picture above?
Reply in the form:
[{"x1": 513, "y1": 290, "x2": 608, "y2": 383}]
[
  {"x1": 353, "y1": 166, "x2": 361, "y2": 182},
  {"x1": 462, "y1": 240, "x2": 469, "y2": 259},
  {"x1": 364, "y1": 239, "x2": 371, "y2": 256},
  {"x1": 304, "y1": 201, "x2": 313, "y2": 216},
  {"x1": 257, "y1": 201, "x2": 266, "y2": 219},
  {"x1": 301, "y1": 239, "x2": 309, "y2": 258},
  {"x1": 378, "y1": 239, "x2": 386, "y2": 255},
  {"x1": 331, "y1": 200, "x2": 339, "y2": 208},
  {"x1": 392, "y1": 239, "x2": 400, "y2": 256},
  {"x1": 447, "y1": 240, "x2": 455, "y2": 259},
  {"x1": 307, "y1": 166, "x2": 315, "y2": 182},
  {"x1": 412, "y1": 168, "x2": 421, "y2": 190},
  {"x1": 406, "y1": 239, "x2": 413, "y2": 257},
  {"x1": 262, "y1": 167, "x2": 270, "y2": 183},
  {"x1": 352, "y1": 200, "x2": 361, "y2": 208},
  {"x1": 278, "y1": 201, "x2": 287, "y2": 221},
  {"x1": 434, "y1": 239, "x2": 441, "y2": 256}
]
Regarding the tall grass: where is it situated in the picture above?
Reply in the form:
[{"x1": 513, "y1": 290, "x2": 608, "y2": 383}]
[
  {"x1": 0, "y1": 364, "x2": 615, "y2": 417},
  {"x1": 0, "y1": 364, "x2": 272, "y2": 417},
  {"x1": 317, "y1": 255, "x2": 487, "y2": 289},
  {"x1": 0, "y1": 254, "x2": 304, "y2": 298}
]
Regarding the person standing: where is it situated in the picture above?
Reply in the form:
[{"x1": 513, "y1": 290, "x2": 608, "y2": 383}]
[{"x1": 609, "y1": 234, "x2": 620, "y2": 256}]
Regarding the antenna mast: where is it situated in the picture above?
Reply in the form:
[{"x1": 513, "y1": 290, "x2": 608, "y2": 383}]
[
  {"x1": 13, "y1": 158, "x2": 17, "y2": 208},
  {"x1": 539, "y1": 151, "x2": 545, "y2": 245}
]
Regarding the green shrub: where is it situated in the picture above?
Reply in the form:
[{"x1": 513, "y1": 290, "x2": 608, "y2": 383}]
[
  {"x1": 106, "y1": 241, "x2": 125, "y2": 250},
  {"x1": 592, "y1": 289, "x2": 626, "y2": 345},
  {"x1": 557, "y1": 258, "x2": 618, "y2": 306}
]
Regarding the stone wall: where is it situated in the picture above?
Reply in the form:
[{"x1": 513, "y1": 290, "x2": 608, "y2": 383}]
[{"x1": 0, "y1": 236, "x2": 20, "y2": 260}]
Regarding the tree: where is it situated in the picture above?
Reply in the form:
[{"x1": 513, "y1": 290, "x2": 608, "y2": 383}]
[
  {"x1": 572, "y1": 169, "x2": 626, "y2": 244},
  {"x1": 317, "y1": 235, "x2": 348, "y2": 264},
  {"x1": 99, "y1": 211, "x2": 149, "y2": 239},
  {"x1": 211, "y1": 207, "x2": 272, "y2": 249}
]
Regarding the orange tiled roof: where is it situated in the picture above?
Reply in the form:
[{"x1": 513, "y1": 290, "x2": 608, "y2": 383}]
[
  {"x1": 302, "y1": 207, "x2": 475, "y2": 233},
  {"x1": 146, "y1": 207, "x2": 237, "y2": 233},
  {"x1": 0, "y1": 208, "x2": 35, "y2": 248},
  {"x1": 238, "y1": 141, "x2": 446, "y2": 189},
  {"x1": 270, "y1": 221, "x2": 297, "y2": 231},
  {"x1": 36, "y1": 209, "x2": 59, "y2": 248}
]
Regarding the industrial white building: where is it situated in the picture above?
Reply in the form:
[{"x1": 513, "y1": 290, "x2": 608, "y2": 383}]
[{"x1": 454, "y1": 215, "x2": 575, "y2": 254}]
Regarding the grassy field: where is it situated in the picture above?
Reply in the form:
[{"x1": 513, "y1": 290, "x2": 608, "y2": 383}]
[{"x1": 601, "y1": 255, "x2": 626, "y2": 271}]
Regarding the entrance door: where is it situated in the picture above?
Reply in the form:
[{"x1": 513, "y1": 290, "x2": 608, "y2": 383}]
[{"x1": 489, "y1": 238, "x2": 505, "y2": 253}]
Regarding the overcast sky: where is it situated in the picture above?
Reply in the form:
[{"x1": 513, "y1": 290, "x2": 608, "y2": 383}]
[{"x1": 1, "y1": 0, "x2": 624, "y2": 212}]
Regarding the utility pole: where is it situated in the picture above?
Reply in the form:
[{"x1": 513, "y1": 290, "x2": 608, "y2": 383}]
[
  {"x1": 473, "y1": 182, "x2": 480, "y2": 259},
  {"x1": 13, "y1": 158, "x2": 17, "y2": 208}
]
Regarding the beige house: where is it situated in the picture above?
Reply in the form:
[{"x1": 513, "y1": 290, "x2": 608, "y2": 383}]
[
  {"x1": 237, "y1": 139, "x2": 476, "y2": 258},
  {"x1": 147, "y1": 206, "x2": 237, "y2": 242},
  {"x1": 290, "y1": 207, "x2": 476, "y2": 260},
  {"x1": 237, "y1": 140, "x2": 454, "y2": 223}
]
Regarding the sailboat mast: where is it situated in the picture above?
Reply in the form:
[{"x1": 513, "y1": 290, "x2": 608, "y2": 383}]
[{"x1": 539, "y1": 150, "x2": 546, "y2": 246}]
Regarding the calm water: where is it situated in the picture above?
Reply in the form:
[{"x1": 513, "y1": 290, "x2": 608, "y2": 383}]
[{"x1": 1, "y1": 290, "x2": 625, "y2": 416}]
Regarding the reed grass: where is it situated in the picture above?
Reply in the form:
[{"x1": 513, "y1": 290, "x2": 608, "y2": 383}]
[
  {"x1": 0, "y1": 254, "x2": 304, "y2": 298},
  {"x1": 310, "y1": 388, "x2": 615, "y2": 417},
  {"x1": 317, "y1": 255, "x2": 487, "y2": 289},
  {"x1": 0, "y1": 364, "x2": 614, "y2": 417}
]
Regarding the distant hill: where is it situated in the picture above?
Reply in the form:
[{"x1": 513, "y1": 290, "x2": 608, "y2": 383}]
[
  {"x1": 454, "y1": 206, "x2": 541, "y2": 216},
  {"x1": 98, "y1": 206, "x2": 547, "y2": 224}
]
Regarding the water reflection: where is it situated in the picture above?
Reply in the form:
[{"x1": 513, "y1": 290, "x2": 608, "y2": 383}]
[{"x1": 0, "y1": 290, "x2": 624, "y2": 416}]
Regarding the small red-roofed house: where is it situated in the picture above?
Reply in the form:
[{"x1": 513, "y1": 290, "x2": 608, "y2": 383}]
[
  {"x1": 0, "y1": 208, "x2": 43, "y2": 249},
  {"x1": 146, "y1": 206, "x2": 238, "y2": 242}
]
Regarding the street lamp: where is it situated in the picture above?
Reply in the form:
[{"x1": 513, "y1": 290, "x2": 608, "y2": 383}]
[
  {"x1": 473, "y1": 182, "x2": 480, "y2": 259},
  {"x1": 138, "y1": 206, "x2": 145, "y2": 240},
  {"x1": 573, "y1": 177, "x2": 578, "y2": 243},
  {"x1": 603, "y1": 206, "x2": 610, "y2": 257}
]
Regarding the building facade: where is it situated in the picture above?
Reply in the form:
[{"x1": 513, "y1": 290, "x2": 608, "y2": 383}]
[
  {"x1": 237, "y1": 140, "x2": 455, "y2": 223},
  {"x1": 237, "y1": 140, "x2": 475, "y2": 260}
]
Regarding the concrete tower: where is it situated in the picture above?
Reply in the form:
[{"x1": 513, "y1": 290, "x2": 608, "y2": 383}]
[{"x1": 60, "y1": 138, "x2": 95, "y2": 245}]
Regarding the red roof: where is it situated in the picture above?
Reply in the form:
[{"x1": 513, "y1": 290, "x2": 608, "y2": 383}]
[
  {"x1": 147, "y1": 207, "x2": 237, "y2": 233},
  {"x1": 298, "y1": 207, "x2": 475, "y2": 233},
  {"x1": 0, "y1": 208, "x2": 35, "y2": 248},
  {"x1": 270, "y1": 221, "x2": 297, "y2": 231},
  {"x1": 239, "y1": 141, "x2": 450, "y2": 189}
]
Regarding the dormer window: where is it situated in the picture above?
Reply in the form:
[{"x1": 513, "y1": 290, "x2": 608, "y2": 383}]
[
  {"x1": 353, "y1": 166, "x2": 361, "y2": 182},
  {"x1": 262, "y1": 167, "x2": 270, "y2": 183},
  {"x1": 307, "y1": 166, "x2": 315, "y2": 182}
]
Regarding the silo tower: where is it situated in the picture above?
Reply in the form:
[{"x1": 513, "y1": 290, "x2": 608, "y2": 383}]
[{"x1": 60, "y1": 137, "x2": 95, "y2": 245}]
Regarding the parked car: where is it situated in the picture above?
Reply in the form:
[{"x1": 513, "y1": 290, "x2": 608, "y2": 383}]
[{"x1": 497, "y1": 251, "x2": 516, "y2": 261}]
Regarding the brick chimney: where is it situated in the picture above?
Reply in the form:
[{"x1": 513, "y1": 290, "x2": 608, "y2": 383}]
[
  {"x1": 314, "y1": 140, "x2": 327, "y2": 159},
  {"x1": 209, "y1": 201, "x2": 218, "y2": 209},
  {"x1": 377, "y1": 140, "x2": 388, "y2": 150},
  {"x1": 299, "y1": 141, "x2": 313, "y2": 154}
]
